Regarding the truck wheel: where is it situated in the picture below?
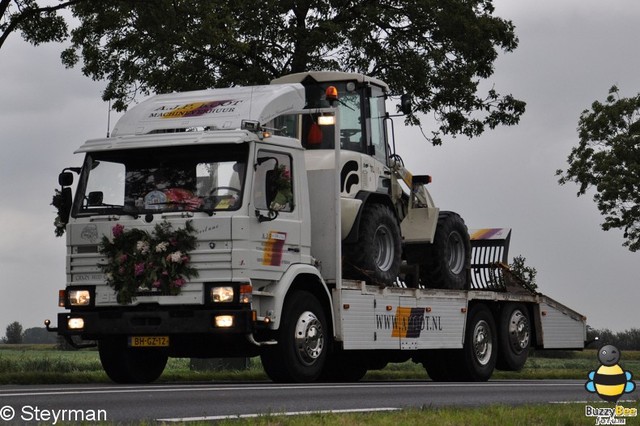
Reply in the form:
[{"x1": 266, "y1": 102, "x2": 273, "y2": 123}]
[
  {"x1": 260, "y1": 291, "x2": 329, "y2": 383},
  {"x1": 496, "y1": 303, "x2": 531, "y2": 371},
  {"x1": 421, "y1": 211, "x2": 470, "y2": 290},
  {"x1": 343, "y1": 204, "x2": 401, "y2": 286},
  {"x1": 98, "y1": 337, "x2": 168, "y2": 384},
  {"x1": 453, "y1": 304, "x2": 497, "y2": 381}
]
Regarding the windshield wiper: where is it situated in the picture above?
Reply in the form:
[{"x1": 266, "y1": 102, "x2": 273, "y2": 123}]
[{"x1": 147, "y1": 201, "x2": 215, "y2": 216}]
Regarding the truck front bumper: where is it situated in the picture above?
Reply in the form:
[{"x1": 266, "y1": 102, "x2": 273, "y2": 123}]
[{"x1": 56, "y1": 307, "x2": 256, "y2": 338}]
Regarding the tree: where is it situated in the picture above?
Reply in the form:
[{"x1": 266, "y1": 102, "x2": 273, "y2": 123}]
[
  {"x1": 56, "y1": 0, "x2": 525, "y2": 143},
  {"x1": 3, "y1": 321, "x2": 23, "y2": 344},
  {"x1": 509, "y1": 255, "x2": 537, "y2": 291},
  {"x1": 557, "y1": 86, "x2": 640, "y2": 251},
  {"x1": 0, "y1": 0, "x2": 86, "y2": 50},
  {"x1": 22, "y1": 327, "x2": 57, "y2": 344}
]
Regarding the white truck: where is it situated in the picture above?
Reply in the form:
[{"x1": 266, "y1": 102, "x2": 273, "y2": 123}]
[{"x1": 47, "y1": 71, "x2": 586, "y2": 383}]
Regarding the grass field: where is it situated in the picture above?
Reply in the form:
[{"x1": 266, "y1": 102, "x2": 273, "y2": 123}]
[{"x1": 0, "y1": 344, "x2": 635, "y2": 384}]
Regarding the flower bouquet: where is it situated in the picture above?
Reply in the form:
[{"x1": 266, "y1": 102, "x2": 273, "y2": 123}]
[{"x1": 99, "y1": 221, "x2": 199, "y2": 304}]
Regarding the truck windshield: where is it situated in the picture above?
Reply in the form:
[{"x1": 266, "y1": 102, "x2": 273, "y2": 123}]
[{"x1": 73, "y1": 144, "x2": 248, "y2": 216}]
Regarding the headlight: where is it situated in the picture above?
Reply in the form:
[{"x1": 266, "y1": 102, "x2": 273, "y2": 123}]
[
  {"x1": 211, "y1": 286, "x2": 234, "y2": 303},
  {"x1": 68, "y1": 289, "x2": 91, "y2": 306},
  {"x1": 67, "y1": 317, "x2": 85, "y2": 330},
  {"x1": 214, "y1": 315, "x2": 234, "y2": 328}
]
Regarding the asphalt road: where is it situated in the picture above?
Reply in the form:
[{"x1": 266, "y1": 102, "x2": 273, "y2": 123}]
[{"x1": 0, "y1": 380, "x2": 630, "y2": 423}]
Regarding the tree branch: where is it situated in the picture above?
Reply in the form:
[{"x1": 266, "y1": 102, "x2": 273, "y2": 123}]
[{"x1": 0, "y1": 0, "x2": 87, "y2": 49}]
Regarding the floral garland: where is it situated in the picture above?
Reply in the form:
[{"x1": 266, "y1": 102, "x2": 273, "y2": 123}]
[
  {"x1": 99, "y1": 221, "x2": 199, "y2": 304},
  {"x1": 51, "y1": 189, "x2": 66, "y2": 237},
  {"x1": 269, "y1": 165, "x2": 294, "y2": 211}
]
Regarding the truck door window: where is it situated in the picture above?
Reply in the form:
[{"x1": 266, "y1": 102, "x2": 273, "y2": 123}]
[
  {"x1": 82, "y1": 160, "x2": 125, "y2": 211},
  {"x1": 254, "y1": 151, "x2": 294, "y2": 212}
]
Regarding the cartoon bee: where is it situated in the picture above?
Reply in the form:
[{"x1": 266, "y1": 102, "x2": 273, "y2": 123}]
[{"x1": 585, "y1": 344, "x2": 636, "y2": 402}]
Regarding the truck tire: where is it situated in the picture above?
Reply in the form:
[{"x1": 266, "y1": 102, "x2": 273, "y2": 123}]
[
  {"x1": 452, "y1": 304, "x2": 497, "y2": 381},
  {"x1": 420, "y1": 211, "x2": 470, "y2": 290},
  {"x1": 98, "y1": 337, "x2": 168, "y2": 384},
  {"x1": 496, "y1": 303, "x2": 531, "y2": 371},
  {"x1": 343, "y1": 204, "x2": 401, "y2": 286},
  {"x1": 260, "y1": 291, "x2": 329, "y2": 383}
]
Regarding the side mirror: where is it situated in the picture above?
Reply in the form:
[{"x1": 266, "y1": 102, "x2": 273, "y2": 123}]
[
  {"x1": 400, "y1": 94, "x2": 412, "y2": 115},
  {"x1": 87, "y1": 191, "x2": 104, "y2": 206},
  {"x1": 59, "y1": 171, "x2": 74, "y2": 187}
]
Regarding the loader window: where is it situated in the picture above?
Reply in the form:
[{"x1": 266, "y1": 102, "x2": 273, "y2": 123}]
[
  {"x1": 300, "y1": 81, "x2": 365, "y2": 154},
  {"x1": 369, "y1": 85, "x2": 388, "y2": 165}
]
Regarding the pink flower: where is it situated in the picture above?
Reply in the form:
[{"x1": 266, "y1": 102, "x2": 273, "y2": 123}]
[
  {"x1": 112, "y1": 224, "x2": 124, "y2": 238},
  {"x1": 173, "y1": 278, "x2": 186, "y2": 288},
  {"x1": 152, "y1": 280, "x2": 161, "y2": 288},
  {"x1": 119, "y1": 254, "x2": 128, "y2": 264},
  {"x1": 134, "y1": 262, "x2": 145, "y2": 277}
]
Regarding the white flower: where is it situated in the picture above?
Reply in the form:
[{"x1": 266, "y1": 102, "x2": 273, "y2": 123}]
[
  {"x1": 155, "y1": 241, "x2": 169, "y2": 253},
  {"x1": 169, "y1": 251, "x2": 183, "y2": 263},
  {"x1": 136, "y1": 240, "x2": 150, "y2": 254}
]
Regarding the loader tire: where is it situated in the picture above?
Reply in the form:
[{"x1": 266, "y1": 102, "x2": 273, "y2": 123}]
[
  {"x1": 420, "y1": 211, "x2": 470, "y2": 290},
  {"x1": 343, "y1": 204, "x2": 401, "y2": 286}
]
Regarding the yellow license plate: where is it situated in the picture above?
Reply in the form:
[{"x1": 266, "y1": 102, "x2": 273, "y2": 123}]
[{"x1": 129, "y1": 336, "x2": 169, "y2": 347}]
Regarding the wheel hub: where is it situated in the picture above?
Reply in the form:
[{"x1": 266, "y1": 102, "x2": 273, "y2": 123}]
[
  {"x1": 374, "y1": 224, "x2": 395, "y2": 272},
  {"x1": 294, "y1": 311, "x2": 325, "y2": 366},
  {"x1": 446, "y1": 231, "x2": 465, "y2": 274},
  {"x1": 473, "y1": 319, "x2": 493, "y2": 366},
  {"x1": 508, "y1": 310, "x2": 530, "y2": 353}
]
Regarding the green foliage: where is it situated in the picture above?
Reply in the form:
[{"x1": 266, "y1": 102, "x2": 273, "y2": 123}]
[
  {"x1": 0, "y1": 0, "x2": 79, "y2": 49},
  {"x1": 509, "y1": 255, "x2": 537, "y2": 290},
  {"x1": 98, "y1": 220, "x2": 199, "y2": 304},
  {"x1": 557, "y1": 86, "x2": 640, "y2": 251},
  {"x1": 3, "y1": 321, "x2": 23, "y2": 344},
  {"x1": 587, "y1": 326, "x2": 640, "y2": 351},
  {"x1": 22, "y1": 327, "x2": 57, "y2": 344},
  {"x1": 50, "y1": 188, "x2": 66, "y2": 237},
  {"x1": 54, "y1": 0, "x2": 525, "y2": 143}
]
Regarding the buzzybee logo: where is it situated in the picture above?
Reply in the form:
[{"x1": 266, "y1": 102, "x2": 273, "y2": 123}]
[
  {"x1": 585, "y1": 345, "x2": 635, "y2": 402},
  {"x1": 584, "y1": 345, "x2": 637, "y2": 425}
]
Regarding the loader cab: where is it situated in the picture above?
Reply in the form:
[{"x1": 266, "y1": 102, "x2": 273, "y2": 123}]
[{"x1": 271, "y1": 73, "x2": 390, "y2": 166}]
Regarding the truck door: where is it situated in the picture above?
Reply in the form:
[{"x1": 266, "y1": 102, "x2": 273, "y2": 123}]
[{"x1": 248, "y1": 148, "x2": 303, "y2": 280}]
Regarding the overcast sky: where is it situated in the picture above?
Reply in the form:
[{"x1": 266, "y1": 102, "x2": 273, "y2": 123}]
[{"x1": 0, "y1": 0, "x2": 638, "y2": 334}]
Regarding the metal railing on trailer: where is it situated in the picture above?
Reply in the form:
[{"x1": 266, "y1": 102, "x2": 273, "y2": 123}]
[{"x1": 468, "y1": 228, "x2": 536, "y2": 294}]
